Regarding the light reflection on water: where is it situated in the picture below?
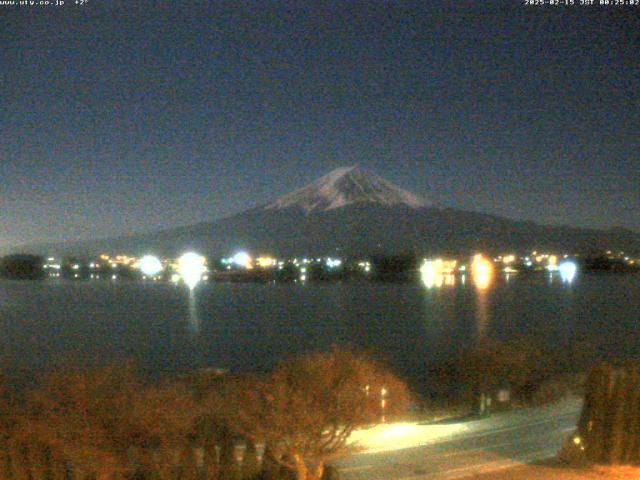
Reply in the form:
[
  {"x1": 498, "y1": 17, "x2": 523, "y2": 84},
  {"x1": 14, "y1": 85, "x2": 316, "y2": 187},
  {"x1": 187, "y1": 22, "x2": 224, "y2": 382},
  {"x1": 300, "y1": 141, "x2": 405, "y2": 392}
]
[
  {"x1": 474, "y1": 283, "x2": 490, "y2": 341},
  {"x1": 0, "y1": 272, "x2": 637, "y2": 386},
  {"x1": 187, "y1": 288, "x2": 200, "y2": 334},
  {"x1": 420, "y1": 273, "x2": 456, "y2": 289}
]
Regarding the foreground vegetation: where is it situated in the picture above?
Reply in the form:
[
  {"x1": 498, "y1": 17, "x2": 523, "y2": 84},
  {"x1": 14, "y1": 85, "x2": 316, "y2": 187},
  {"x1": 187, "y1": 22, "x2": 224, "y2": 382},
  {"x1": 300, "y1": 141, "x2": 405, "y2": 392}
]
[
  {"x1": 0, "y1": 349, "x2": 410, "y2": 480},
  {"x1": 426, "y1": 337, "x2": 592, "y2": 416},
  {"x1": 0, "y1": 338, "x2": 596, "y2": 480}
]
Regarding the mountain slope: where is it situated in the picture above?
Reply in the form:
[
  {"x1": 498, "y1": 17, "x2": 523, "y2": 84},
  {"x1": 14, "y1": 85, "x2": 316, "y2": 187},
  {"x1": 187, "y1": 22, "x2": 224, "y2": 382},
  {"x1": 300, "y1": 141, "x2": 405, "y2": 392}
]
[
  {"x1": 14, "y1": 167, "x2": 640, "y2": 257},
  {"x1": 265, "y1": 166, "x2": 428, "y2": 213}
]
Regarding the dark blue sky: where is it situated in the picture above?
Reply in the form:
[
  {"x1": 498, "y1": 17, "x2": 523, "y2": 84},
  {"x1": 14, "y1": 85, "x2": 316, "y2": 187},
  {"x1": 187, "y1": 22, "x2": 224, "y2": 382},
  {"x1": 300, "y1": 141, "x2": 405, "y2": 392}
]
[{"x1": 1, "y1": 1, "x2": 638, "y2": 249}]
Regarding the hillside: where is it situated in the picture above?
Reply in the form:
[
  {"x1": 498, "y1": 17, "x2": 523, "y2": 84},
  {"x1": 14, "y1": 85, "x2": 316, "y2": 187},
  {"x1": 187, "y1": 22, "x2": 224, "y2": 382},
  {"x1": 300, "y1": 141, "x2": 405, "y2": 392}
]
[{"x1": 14, "y1": 167, "x2": 640, "y2": 257}]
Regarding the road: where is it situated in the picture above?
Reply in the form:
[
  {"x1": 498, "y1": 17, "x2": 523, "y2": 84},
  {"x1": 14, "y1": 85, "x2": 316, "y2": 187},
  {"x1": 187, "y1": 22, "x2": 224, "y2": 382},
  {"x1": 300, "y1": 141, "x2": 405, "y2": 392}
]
[{"x1": 337, "y1": 398, "x2": 582, "y2": 480}]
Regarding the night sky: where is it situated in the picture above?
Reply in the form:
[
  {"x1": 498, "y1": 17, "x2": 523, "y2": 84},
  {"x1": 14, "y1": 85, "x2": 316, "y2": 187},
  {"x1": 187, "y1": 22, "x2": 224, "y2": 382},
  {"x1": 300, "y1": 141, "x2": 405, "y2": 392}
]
[{"x1": 1, "y1": 1, "x2": 638, "y2": 250}]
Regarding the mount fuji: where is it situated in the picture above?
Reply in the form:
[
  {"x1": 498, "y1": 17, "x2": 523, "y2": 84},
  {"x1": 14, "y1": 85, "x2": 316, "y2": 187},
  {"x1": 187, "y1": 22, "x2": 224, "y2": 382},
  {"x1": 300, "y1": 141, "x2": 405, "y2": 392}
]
[
  {"x1": 21, "y1": 166, "x2": 640, "y2": 257},
  {"x1": 264, "y1": 166, "x2": 428, "y2": 213}
]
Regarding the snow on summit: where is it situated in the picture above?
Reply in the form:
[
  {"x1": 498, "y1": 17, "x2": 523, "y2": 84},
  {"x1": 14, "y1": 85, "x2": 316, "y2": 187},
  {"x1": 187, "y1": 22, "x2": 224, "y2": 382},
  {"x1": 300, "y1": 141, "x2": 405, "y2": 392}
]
[{"x1": 265, "y1": 166, "x2": 429, "y2": 214}]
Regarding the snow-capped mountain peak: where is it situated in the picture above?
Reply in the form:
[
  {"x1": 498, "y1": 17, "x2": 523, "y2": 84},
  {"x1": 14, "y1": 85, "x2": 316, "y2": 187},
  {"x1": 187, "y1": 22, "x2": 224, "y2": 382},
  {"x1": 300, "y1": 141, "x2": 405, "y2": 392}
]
[{"x1": 265, "y1": 166, "x2": 429, "y2": 214}]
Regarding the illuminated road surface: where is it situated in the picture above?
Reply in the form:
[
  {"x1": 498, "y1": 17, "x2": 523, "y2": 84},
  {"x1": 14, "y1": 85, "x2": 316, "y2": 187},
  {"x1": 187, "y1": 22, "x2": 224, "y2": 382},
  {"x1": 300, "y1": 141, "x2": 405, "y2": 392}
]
[{"x1": 338, "y1": 398, "x2": 582, "y2": 480}]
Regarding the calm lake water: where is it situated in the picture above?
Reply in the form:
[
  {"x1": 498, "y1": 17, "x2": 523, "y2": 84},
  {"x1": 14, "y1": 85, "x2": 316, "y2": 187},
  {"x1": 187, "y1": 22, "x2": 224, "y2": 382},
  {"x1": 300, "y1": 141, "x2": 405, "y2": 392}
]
[{"x1": 1, "y1": 273, "x2": 639, "y2": 388}]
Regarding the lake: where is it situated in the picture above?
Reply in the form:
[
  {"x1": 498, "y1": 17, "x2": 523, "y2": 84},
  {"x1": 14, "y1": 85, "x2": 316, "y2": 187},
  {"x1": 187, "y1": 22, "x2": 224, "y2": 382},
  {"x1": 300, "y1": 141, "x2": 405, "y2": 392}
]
[{"x1": 1, "y1": 272, "x2": 639, "y2": 389}]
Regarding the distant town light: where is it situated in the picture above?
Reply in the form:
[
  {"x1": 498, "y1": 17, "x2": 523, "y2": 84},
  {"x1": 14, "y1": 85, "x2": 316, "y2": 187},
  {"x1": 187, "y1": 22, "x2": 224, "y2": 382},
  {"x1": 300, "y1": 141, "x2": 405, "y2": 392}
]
[
  {"x1": 471, "y1": 254, "x2": 494, "y2": 290},
  {"x1": 256, "y1": 256, "x2": 276, "y2": 268},
  {"x1": 502, "y1": 255, "x2": 516, "y2": 264},
  {"x1": 326, "y1": 258, "x2": 342, "y2": 268},
  {"x1": 138, "y1": 255, "x2": 163, "y2": 276},
  {"x1": 559, "y1": 261, "x2": 577, "y2": 283},
  {"x1": 420, "y1": 260, "x2": 442, "y2": 289},
  {"x1": 178, "y1": 252, "x2": 206, "y2": 289},
  {"x1": 232, "y1": 251, "x2": 252, "y2": 269},
  {"x1": 420, "y1": 259, "x2": 458, "y2": 287}
]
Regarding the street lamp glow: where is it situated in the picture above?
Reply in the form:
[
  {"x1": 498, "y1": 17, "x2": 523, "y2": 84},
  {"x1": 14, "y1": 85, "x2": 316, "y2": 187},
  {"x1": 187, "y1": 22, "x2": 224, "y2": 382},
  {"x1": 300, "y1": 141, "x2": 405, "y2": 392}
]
[
  {"x1": 138, "y1": 255, "x2": 163, "y2": 276},
  {"x1": 326, "y1": 258, "x2": 342, "y2": 268},
  {"x1": 178, "y1": 252, "x2": 206, "y2": 289},
  {"x1": 471, "y1": 254, "x2": 494, "y2": 290},
  {"x1": 420, "y1": 259, "x2": 457, "y2": 289},
  {"x1": 420, "y1": 260, "x2": 443, "y2": 289},
  {"x1": 559, "y1": 261, "x2": 577, "y2": 283},
  {"x1": 256, "y1": 256, "x2": 276, "y2": 268},
  {"x1": 502, "y1": 255, "x2": 516, "y2": 264},
  {"x1": 232, "y1": 251, "x2": 252, "y2": 269}
]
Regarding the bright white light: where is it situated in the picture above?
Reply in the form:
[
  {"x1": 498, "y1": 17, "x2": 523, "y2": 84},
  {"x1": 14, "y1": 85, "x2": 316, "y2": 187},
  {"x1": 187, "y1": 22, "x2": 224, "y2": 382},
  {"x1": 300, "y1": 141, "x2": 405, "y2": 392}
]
[
  {"x1": 559, "y1": 261, "x2": 577, "y2": 283},
  {"x1": 232, "y1": 251, "x2": 252, "y2": 269},
  {"x1": 471, "y1": 254, "x2": 494, "y2": 290},
  {"x1": 502, "y1": 255, "x2": 516, "y2": 264},
  {"x1": 178, "y1": 252, "x2": 206, "y2": 289},
  {"x1": 139, "y1": 255, "x2": 163, "y2": 276},
  {"x1": 420, "y1": 260, "x2": 443, "y2": 289},
  {"x1": 256, "y1": 256, "x2": 276, "y2": 268},
  {"x1": 326, "y1": 258, "x2": 342, "y2": 268}
]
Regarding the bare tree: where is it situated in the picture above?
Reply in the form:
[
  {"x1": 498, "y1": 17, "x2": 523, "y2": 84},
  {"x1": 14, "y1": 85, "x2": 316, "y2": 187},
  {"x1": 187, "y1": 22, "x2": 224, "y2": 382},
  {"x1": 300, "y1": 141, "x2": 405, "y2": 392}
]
[
  {"x1": 0, "y1": 350, "x2": 410, "y2": 480},
  {"x1": 209, "y1": 348, "x2": 411, "y2": 480},
  {"x1": 129, "y1": 380, "x2": 201, "y2": 480},
  {"x1": 19, "y1": 365, "x2": 149, "y2": 480}
]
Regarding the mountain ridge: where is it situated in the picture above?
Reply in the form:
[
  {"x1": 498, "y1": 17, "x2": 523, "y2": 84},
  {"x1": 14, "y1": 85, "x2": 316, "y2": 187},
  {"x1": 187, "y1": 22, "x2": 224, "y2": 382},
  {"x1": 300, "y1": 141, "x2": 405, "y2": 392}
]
[
  {"x1": 264, "y1": 166, "x2": 428, "y2": 214},
  {"x1": 7, "y1": 167, "x2": 640, "y2": 257}
]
